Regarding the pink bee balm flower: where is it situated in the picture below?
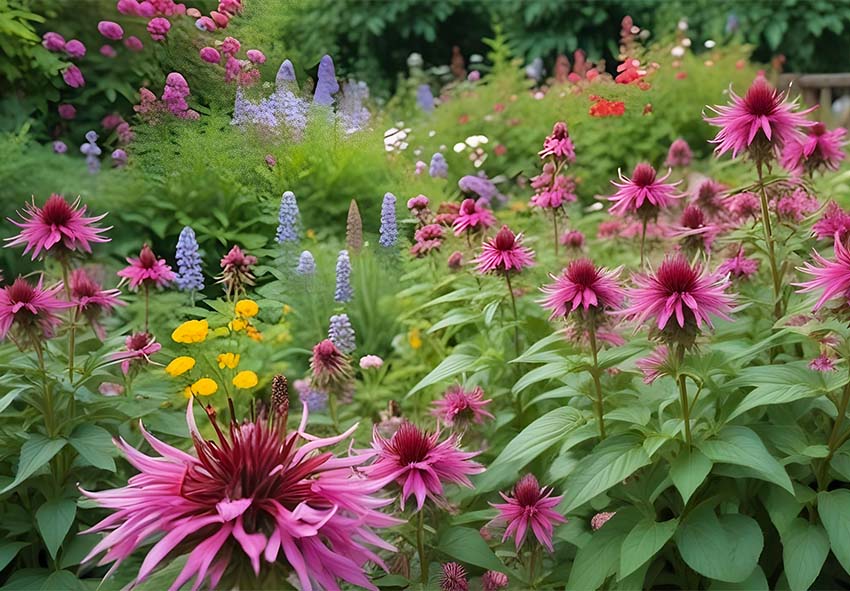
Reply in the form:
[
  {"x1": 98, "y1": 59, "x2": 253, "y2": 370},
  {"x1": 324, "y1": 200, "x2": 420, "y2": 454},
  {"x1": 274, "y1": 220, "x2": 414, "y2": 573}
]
[
  {"x1": 117, "y1": 244, "x2": 175, "y2": 290},
  {"x1": 108, "y1": 331, "x2": 161, "y2": 374},
  {"x1": 0, "y1": 276, "x2": 70, "y2": 341},
  {"x1": 5, "y1": 194, "x2": 109, "y2": 259},
  {"x1": 622, "y1": 255, "x2": 734, "y2": 333},
  {"x1": 440, "y1": 562, "x2": 469, "y2": 591},
  {"x1": 665, "y1": 138, "x2": 692, "y2": 167},
  {"x1": 705, "y1": 78, "x2": 816, "y2": 160},
  {"x1": 246, "y1": 49, "x2": 266, "y2": 64},
  {"x1": 482, "y1": 570, "x2": 509, "y2": 591},
  {"x1": 70, "y1": 268, "x2": 125, "y2": 340},
  {"x1": 474, "y1": 225, "x2": 535, "y2": 274},
  {"x1": 636, "y1": 345, "x2": 670, "y2": 384},
  {"x1": 147, "y1": 17, "x2": 171, "y2": 41},
  {"x1": 728, "y1": 192, "x2": 761, "y2": 221},
  {"x1": 311, "y1": 339, "x2": 353, "y2": 390},
  {"x1": 781, "y1": 122, "x2": 846, "y2": 174},
  {"x1": 98, "y1": 21, "x2": 124, "y2": 40},
  {"x1": 539, "y1": 258, "x2": 624, "y2": 319},
  {"x1": 560, "y1": 229, "x2": 585, "y2": 249},
  {"x1": 220, "y1": 36, "x2": 241, "y2": 56},
  {"x1": 539, "y1": 121, "x2": 576, "y2": 162},
  {"x1": 365, "y1": 422, "x2": 483, "y2": 511},
  {"x1": 692, "y1": 179, "x2": 726, "y2": 215},
  {"x1": 608, "y1": 163, "x2": 680, "y2": 219},
  {"x1": 62, "y1": 65, "x2": 85, "y2": 88},
  {"x1": 81, "y1": 393, "x2": 400, "y2": 591},
  {"x1": 452, "y1": 198, "x2": 496, "y2": 236},
  {"x1": 810, "y1": 354, "x2": 836, "y2": 372},
  {"x1": 671, "y1": 204, "x2": 720, "y2": 252},
  {"x1": 431, "y1": 384, "x2": 494, "y2": 427},
  {"x1": 488, "y1": 474, "x2": 566, "y2": 552},
  {"x1": 795, "y1": 237, "x2": 850, "y2": 311},
  {"x1": 813, "y1": 202, "x2": 850, "y2": 242},
  {"x1": 199, "y1": 47, "x2": 221, "y2": 63},
  {"x1": 591, "y1": 511, "x2": 616, "y2": 530},
  {"x1": 717, "y1": 247, "x2": 760, "y2": 279}
]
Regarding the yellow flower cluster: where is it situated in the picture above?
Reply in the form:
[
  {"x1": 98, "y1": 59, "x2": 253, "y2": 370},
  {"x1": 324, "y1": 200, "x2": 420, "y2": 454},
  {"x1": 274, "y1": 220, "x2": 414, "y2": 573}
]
[
  {"x1": 217, "y1": 352, "x2": 240, "y2": 369},
  {"x1": 172, "y1": 319, "x2": 209, "y2": 344},
  {"x1": 229, "y1": 299, "x2": 262, "y2": 341}
]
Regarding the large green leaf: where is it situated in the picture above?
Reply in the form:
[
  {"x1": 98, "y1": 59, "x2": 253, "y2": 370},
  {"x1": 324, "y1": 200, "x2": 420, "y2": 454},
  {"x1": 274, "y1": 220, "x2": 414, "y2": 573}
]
[
  {"x1": 567, "y1": 509, "x2": 639, "y2": 591},
  {"x1": 675, "y1": 507, "x2": 763, "y2": 583},
  {"x1": 407, "y1": 350, "x2": 478, "y2": 396},
  {"x1": 511, "y1": 361, "x2": 570, "y2": 394},
  {"x1": 619, "y1": 518, "x2": 678, "y2": 580},
  {"x1": 781, "y1": 518, "x2": 829, "y2": 591},
  {"x1": 697, "y1": 426, "x2": 793, "y2": 493},
  {"x1": 434, "y1": 527, "x2": 504, "y2": 572},
  {"x1": 709, "y1": 566, "x2": 769, "y2": 590},
  {"x1": 69, "y1": 424, "x2": 116, "y2": 472},
  {"x1": 1, "y1": 435, "x2": 66, "y2": 494},
  {"x1": 0, "y1": 542, "x2": 28, "y2": 571},
  {"x1": 559, "y1": 436, "x2": 651, "y2": 513},
  {"x1": 817, "y1": 489, "x2": 850, "y2": 576},
  {"x1": 35, "y1": 499, "x2": 76, "y2": 560},
  {"x1": 670, "y1": 448, "x2": 712, "y2": 504}
]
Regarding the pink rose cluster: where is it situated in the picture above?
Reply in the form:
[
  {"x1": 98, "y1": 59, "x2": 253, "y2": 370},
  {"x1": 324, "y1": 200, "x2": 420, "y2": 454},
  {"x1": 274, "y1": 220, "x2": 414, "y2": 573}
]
[
  {"x1": 191, "y1": 0, "x2": 244, "y2": 32},
  {"x1": 134, "y1": 73, "x2": 199, "y2": 122},
  {"x1": 199, "y1": 36, "x2": 265, "y2": 86}
]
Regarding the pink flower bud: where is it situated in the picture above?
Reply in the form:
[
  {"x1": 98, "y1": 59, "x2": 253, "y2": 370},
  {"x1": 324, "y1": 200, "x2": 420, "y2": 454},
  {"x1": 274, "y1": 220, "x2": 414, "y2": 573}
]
[
  {"x1": 195, "y1": 16, "x2": 216, "y2": 31},
  {"x1": 41, "y1": 32, "x2": 65, "y2": 51},
  {"x1": 220, "y1": 36, "x2": 240, "y2": 56},
  {"x1": 100, "y1": 45, "x2": 117, "y2": 58},
  {"x1": 98, "y1": 21, "x2": 124, "y2": 41},
  {"x1": 199, "y1": 47, "x2": 221, "y2": 64},
  {"x1": 62, "y1": 65, "x2": 85, "y2": 88},
  {"x1": 124, "y1": 36, "x2": 143, "y2": 52},
  {"x1": 147, "y1": 17, "x2": 171, "y2": 41},
  {"x1": 64, "y1": 39, "x2": 86, "y2": 59},
  {"x1": 246, "y1": 49, "x2": 266, "y2": 64},
  {"x1": 210, "y1": 10, "x2": 229, "y2": 28},
  {"x1": 58, "y1": 104, "x2": 76, "y2": 120}
]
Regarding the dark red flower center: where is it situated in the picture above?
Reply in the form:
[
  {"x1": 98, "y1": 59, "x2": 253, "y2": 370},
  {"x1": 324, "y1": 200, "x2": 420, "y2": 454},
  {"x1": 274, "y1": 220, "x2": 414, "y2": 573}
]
[
  {"x1": 138, "y1": 245, "x2": 158, "y2": 269},
  {"x1": 656, "y1": 257, "x2": 699, "y2": 293},
  {"x1": 680, "y1": 205, "x2": 706, "y2": 229},
  {"x1": 493, "y1": 226, "x2": 517, "y2": 251},
  {"x1": 40, "y1": 195, "x2": 74, "y2": 226},
  {"x1": 7, "y1": 277, "x2": 36, "y2": 305},
  {"x1": 811, "y1": 122, "x2": 826, "y2": 136},
  {"x1": 389, "y1": 422, "x2": 433, "y2": 465},
  {"x1": 459, "y1": 199, "x2": 477, "y2": 215},
  {"x1": 71, "y1": 270, "x2": 100, "y2": 299},
  {"x1": 744, "y1": 81, "x2": 779, "y2": 116},
  {"x1": 126, "y1": 332, "x2": 152, "y2": 351},
  {"x1": 513, "y1": 474, "x2": 544, "y2": 506},
  {"x1": 631, "y1": 163, "x2": 657, "y2": 187},
  {"x1": 566, "y1": 258, "x2": 600, "y2": 288}
]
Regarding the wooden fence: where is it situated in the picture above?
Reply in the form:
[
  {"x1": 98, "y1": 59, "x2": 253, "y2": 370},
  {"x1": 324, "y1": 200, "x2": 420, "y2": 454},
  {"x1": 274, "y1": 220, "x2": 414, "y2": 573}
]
[{"x1": 778, "y1": 73, "x2": 850, "y2": 126}]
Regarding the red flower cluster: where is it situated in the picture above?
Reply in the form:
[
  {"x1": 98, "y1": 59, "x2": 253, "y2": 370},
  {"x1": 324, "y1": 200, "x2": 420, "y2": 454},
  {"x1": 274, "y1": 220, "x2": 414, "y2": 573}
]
[{"x1": 589, "y1": 96, "x2": 625, "y2": 118}]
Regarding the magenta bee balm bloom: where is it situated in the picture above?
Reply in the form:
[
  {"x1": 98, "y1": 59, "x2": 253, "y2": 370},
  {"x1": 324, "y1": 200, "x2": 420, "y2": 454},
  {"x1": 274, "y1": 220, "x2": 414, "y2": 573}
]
[
  {"x1": 452, "y1": 198, "x2": 496, "y2": 237},
  {"x1": 780, "y1": 122, "x2": 846, "y2": 174},
  {"x1": 488, "y1": 474, "x2": 566, "y2": 552},
  {"x1": 538, "y1": 121, "x2": 576, "y2": 162},
  {"x1": 70, "y1": 268, "x2": 125, "y2": 339},
  {"x1": 0, "y1": 276, "x2": 70, "y2": 342},
  {"x1": 539, "y1": 258, "x2": 624, "y2": 319},
  {"x1": 608, "y1": 163, "x2": 680, "y2": 219},
  {"x1": 474, "y1": 225, "x2": 535, "y2": 274},
  {"x1": 795, "y1": 237, "x2": 850, "y2": 311},
  {"x1": 117, "y1": 244, "x2": 175, "y2": 290},
  {"x1": 109, "y1": 332, "x2": 161, "y2": 374},
  {"x1": 431, "y1": 384, "x2": 494, "y2": 427}
]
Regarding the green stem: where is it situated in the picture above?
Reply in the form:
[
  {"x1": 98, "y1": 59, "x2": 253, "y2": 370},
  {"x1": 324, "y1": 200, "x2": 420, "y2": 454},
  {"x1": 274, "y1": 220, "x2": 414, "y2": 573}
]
[
  {"x1": 143, "y1": 283, "x2": 150, "y2": 333},
  {"x1": 640, "y1": 218, "x2": 648, "y2": 267},
  {"x1": 417, "y1": 509, "x2": 428, "y2": 586},
  {"x1": 528, "y1": 544, "x2": 540, "y2": 589},
  {"x1": 676, "y1": 345, "x2": 692, "y2": 446},
  {"x1": 756, "y1": 161, "x2": 783, "y2": 320},
  {"x1": 504, "y1": 272, "x2": 520, "y2": 358},
  {"x1": 552, "y1": 210, "x2": 559, "y2": 257},
  {"x1": 328, "y1": 392, "x2": 339, "y2": 434},
  {"x1": 60, "y1": 264, "x2": 76, "y2": 385},
  {"x1": 34, "y1": 342, "x2": 55, "y2": 437},
  {"x1": 588, "y1": 318, "x2": 606, "y2": 440}
]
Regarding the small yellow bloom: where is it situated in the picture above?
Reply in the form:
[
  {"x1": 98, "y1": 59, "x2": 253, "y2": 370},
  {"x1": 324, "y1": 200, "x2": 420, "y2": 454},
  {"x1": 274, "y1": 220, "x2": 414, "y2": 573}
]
[
  {"x1": 306, "y1": 228, "x2": 316, "y2": 240},
  {"x1": 183, "y1": 386, "x2": 192, "y2": 399},
  {"x1": 217, "y1": 352, "x2": 240, "y2": 369},
  {"x1": 282, "y1": 304, "x2": 293, "y2": 315},
  {"x1": 235, "y1": 299, "x2": 259, "y2": 318},
  {"x1": 190, "y1": 377, "x2": 218, "y2": 396},
  {"x1": 232, "y1": 370, "x2": 258, "y2": 389},
  {"x1": 408, "y1": 327, "x2": 422, "y2": 350},
  {"x1": 165, "y1": 356, "x2": 195, "y2": 377},
  {"x1": 172, "y1": 319, "x2": 209, "y2": 344},
  {"x1": 229, "y1": 318, "x2": 247, "y2": 332},
  {"x1": 246, "y1": 326, "x2": 263, "y2": 342}
]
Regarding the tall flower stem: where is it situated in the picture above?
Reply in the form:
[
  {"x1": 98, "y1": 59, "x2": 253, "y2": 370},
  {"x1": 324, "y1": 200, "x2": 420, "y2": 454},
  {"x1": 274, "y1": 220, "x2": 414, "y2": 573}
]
[
  {"x1": 552, "y1": 210, "x2": 559, "y2": 257},
  {"x1": 587, "y1": 318, "x2": 607, "y2": 440},
  {"x1": 417, "y1": 509, "x2": 428, "y2": 586},
  {"x1": 817, "y1": 374, "x2": 850, "y2": 489},
  {"x1": 328, "y1": 393, "x2": 340, "y2": 434},
  {"x1": 756, "y1": 161, "x2": 783, "y2": 319},
  {"x1": 60, "y1": 263, "x2": 77, "y2": 385},
  {"x1": 640, "y1": 219, "x2": 648, "y2": 267},
  {"x1": 527, "y1": 544, "x2": 540, "y2": 589},
  {"x1": 33, "y1": 341, "x2": 55, "y2": 438},
  {"x1": 504, "y1": 272, "x2": 520, "y2": 357},
  {"x1": 676, "y1": 345, "x2": 692, "y2": 446},
  {"x1": 143, "y1": 283, "x2": 150, "y2": 333}
]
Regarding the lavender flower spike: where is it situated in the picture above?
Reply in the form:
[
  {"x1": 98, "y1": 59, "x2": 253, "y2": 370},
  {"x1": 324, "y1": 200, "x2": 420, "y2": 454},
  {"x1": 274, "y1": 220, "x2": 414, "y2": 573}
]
[
  {"x1": 174, "y1": 226, "x2": 204, "y2": 291},
  {"x1": 276, "y1": 191, "x2": 300, "y2": 243},
  {"x1": 313, "y1": 55, "x2": 339, "y2": 106},
  {"x1": 417, "y1": 84, "x2": 435, "y2": 113},
  {"x1": 379, "y1": 192, "x2": 398, "y2": 247},
  {"x1": 328, "y1": 313, "x2": 356, "y2": 353},
  {"x1": 429, "y1": 152, "x2": 448, "y2": 178},
  {"x1": 276, "y1": 59, "x2": 297, "y2": 88},
  {"x1": 296, "y1": 250, "x2": 315, "y2": 275},
  {"x1": 334, "y1": 249, "x2": 353, "y2": 303}
]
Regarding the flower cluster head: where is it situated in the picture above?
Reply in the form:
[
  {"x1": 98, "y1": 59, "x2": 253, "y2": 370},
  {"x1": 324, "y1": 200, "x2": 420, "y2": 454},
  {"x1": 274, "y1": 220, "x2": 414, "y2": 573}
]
[
  {"x1": 136, "y1": 74, "x2": 199, "y2": 122},
  {"x1": 609, "y1": 163, "x2": 681, "y2": 220},
  {"x1": 276, "y1": 191, "x2": 300, "y2": 243},
  {"x1": 410, "y1": 223, "x2": 444, "y2": 258},
  {"x1": 622, "y1": 255, "x2": 734, "y2": 346},
  {"x1": 672, "y1": 204, "x2": 720, "y2": 253},
  {"x1": 458, "y1": 175, "x2": 503, "y2": 206},
  {"x1": 540, "y1": 258, "x2": 624, "y2": 320},
  {"x1": 174, "y1": 226, "x2": 204, "y2": 292},
  {"x1": 98, "y1": 20, "x2": 124, "y2": 41},
  {"x1": 147, "y1": 17, "x2": 171, "y2": 41},
  {"x1": 705, "y1": 77, "x2": 816, "y2": 162},
  {"x1": 62, "y1": 65, "x2": 85, "y2": 88},
  {"x1": 781, "y1": 122, "x2": 846, "y2": 175},
  {"x1": 772, "y1": 187, "x2": 819, "y2": 223},
  {"x1": 539, "y1": 121, "x2": 576, "y2": 162},
  {"x1": 717, "y1": 246, "x2": 759, "y2": 280},
  {"x1": 488, "y1": 474, "x2": 566, "y2": 552},
  {"x1": 379, "y1": 193, "x2": 399, "y2": 247},
  {"x1": 334, "y1": 250, "x2": 353, "y2": 303},
  {"x1": 530, "y1": 163, "x2": 577, "y2": 209},
  {"x1": 431, "y1": 384, "x2": 493, "y2": 427},
  {"x1": 665, "y1": 138, "x2": 692, "y2": 167},
  {"x1": 313, "y1": 54, "x2": 340, "y2": 106},
  {"x1": 474, "y1": 225, "x2": 535, "y2": 275},
  {"x1": 0, "y1": 276, "x2": 70, "y2": 345},
  {"x1": 692, "y1": 179, "x2": 727, "y2": 216},
  {"x1": 728, "y1": 192, "x2": 761, "y2": 222},
  {"x1": 217, "y1": 245, "x2": 257, "y2": 298},
  {"x1": 293, "y1": 378, "x2": 329, "y2": 412},
  {"x1": 5, "y1": 194, "x2": 109, "y2": 260},
  {"x1": 591, "y1": 511, "x2": 617, "y2": 530},
  {"x1": 452, "y1": 198, "x2": 496, "y2": 237},
  {"x1": 347, "y1": 199, "x2": 363, "y2": 252},
  {"x1": 81, "y1": 385, "x2": 400, "y2": 591},
  {"x1": 560, "y1": 229, "x2": 585, "y2": 249},
  {"x1": 440, "y1": 562, "x2": 468, "y2": 591},
  {"x1": 589, "y1": 95, "x2": 625, "y2": 117},
  {"x1": 795, "y1": 236, "x2": 850, "y2": 312},
  {"x1": 482, "y1": 570, "x2": 510, "y2": 591},
  {"x1": 813, "y1": 202, "x2": 850, "y2": 242},
  {"x1": 70, "y1": 268, "x2": 124, "y2": 339},
  {"x1": 429, "y1": 152, "x2": 448, "y2": 178},
  {"x1": 365, "y1": 421, "x2": 483, "y2": 510},
  {"x1": 110, "y1": 332, "x2": 161, "y2": 374},
  {"x1": 359, "y1": 354, "x2": 384, "y2": 369},
  {"x1": 636, "y1": 345, "x2": 671, "y2": 384},
  {"x1": 296, "y1": 250, "x2": 316, "y2": 275},
  {"x1": 310, "y1": 338, "x2": 353, "y2": 392},
  {"x1": 328, "y1": 313, "x2": 356, "y2": 354},
  {"x1": 118, "y1": 244, "x2": 175, "y2": 291},
  {"x1": 172, "y1": 319, "x2": 209, "y2": 344},
  {"x1": 417, "y1": 83, "x2": 435, "y2": 112}
]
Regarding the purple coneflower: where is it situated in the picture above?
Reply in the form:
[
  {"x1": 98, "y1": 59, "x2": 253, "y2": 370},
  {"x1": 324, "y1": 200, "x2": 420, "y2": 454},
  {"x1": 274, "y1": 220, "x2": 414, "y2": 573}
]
[
  {"x1": 482, "y1": 570, "x2": 509, "y2": 591},
  {"x1": 109, "y1": 332, "x2": 161, "y2": 374},
  {"x1": 781, "y1": 122, "x2": 846, "y2": 174},
  {"x1": 539, "y1": 121, "x2": 576, "y2": 162},
  {"x1": 70, "y1": 268, "x2": 124, "y2": 339},
  {"x1": 474, "y1": 226, "x2": 534, "y2": 275},
  {"x1": 636, "y1": 345, "x2": 670, "y2": 384},
  {"x1": 795, "y1": 237, "x2": 850, "y2": 311},
  {"x1": 488, "y1": 474, "x2": 565, "y2": 552},
  {"x1": 0, "y1": 277, "x2": 69, "y2": 343},
  {"x1": 117, "y1": 244, "x2": 174, "y2": 290},
  {"x1": 452, "y1": 198, "x2": 495, "y2": 237},
  {"x1": 665, "y1": 138, "x2": 692, "y2": 167},
  {"x1": 717, "y1": 247, "x2": 760, "y2": 279},
  {"x1": 440, "y1": 562, "x2": 469, "y2": 591},
  {"x1": 431, "y1": 385, "x2": 493, "y2": 427}
]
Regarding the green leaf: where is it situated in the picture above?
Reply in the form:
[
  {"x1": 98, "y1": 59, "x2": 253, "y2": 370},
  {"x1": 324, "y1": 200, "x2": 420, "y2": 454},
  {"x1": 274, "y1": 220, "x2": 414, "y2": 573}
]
[
  {"x1": 407, "y1": 351, "x2": 478, "y2": 396},
  {"x1": 709, "y1": 566, "x2": 769, "y2": 590},
  {"x1": 0, "y1": 386, "x2": 24, "y2": 414},
  {"x1": 434, "y1": 527, "x2": 504, "y2": 572},
  {"x1": 817, "y1": 489, "x2": 850, "y2": 576},
  {"x1": 567, "y1": 509, "x2": 639, "y2": 590},
  {"x1": 697, "y1": 426, "x2": 793, "y2": 493},
  {"x1": 69, "y1": 424, "x2": 116, "y2": 471},
  {"x1": 0, "y1": 542, "x2": 28, "y2": 571},
  {"x1": 619, "y1": 518, "x2": 678, "y2": 579},
  {"x1": 781, "y1": 518, "x2": 829, "y2": 591},
  {"x1": 670, "y1": 448, "x2": 712, "y2": 504},
  {"x1": 35, "y1": 499, "x2": 76, "y2": 560},
  {"x1": 511, "y1": 361, "x2": 570, "y2": 394},
  {"x1": 1, "y1": 435, "x2": 66, "y2": 493},
  {"x1": 559, "y1": 436, "x2": 651, "y2": 513},
  {"x1": 675, "y1": 507, "x2": 763, "y2": 583}
]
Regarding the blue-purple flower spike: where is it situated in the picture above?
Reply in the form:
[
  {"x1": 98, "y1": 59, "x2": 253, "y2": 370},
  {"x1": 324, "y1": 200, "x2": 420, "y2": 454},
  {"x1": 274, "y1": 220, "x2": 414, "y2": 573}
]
[
  {"x1": 276, "y1": 59, "x2": 297, "y2": 88},
  {"x1": 379, "y1": 193, "x2": 398, "y2": 248},
  {"x1": 429, "y1": 153, "x2": 448, "y2": 178},
  {"x1": 296, "y1": 250, "x2": 315, "y2": 275},
  {"x1": 174, "y1": 226, "x2": 204, "y2": 292},
  {"x1": 416, "y1": 84, "x2": 435, "y2": 113},
  {"x1": 276, "y1": 191, "x2": 300, "y2": 243},
  {"x1": 313, "y1": 55, "x2": 339, "y2": 107},
  {"x1": 334, "y1": 249, "x2": 353, "y2": 303},
  {"x1": 328, "y1": 313, "x2": 356, "y2": 353}
]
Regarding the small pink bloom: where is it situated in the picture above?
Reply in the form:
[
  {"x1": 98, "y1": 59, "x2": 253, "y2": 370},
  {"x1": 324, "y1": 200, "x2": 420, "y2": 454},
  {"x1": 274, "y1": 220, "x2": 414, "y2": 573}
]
[
  {"x1": 591, "y1": 511, "x2": 616, "y2": 530},
  {"x1": 474, "y1": 225, "x2": 535, "y2": 275},
  {"x1": 100, "y1": 45, "x2": 117, "y2": 58},
  {"x1": 609, "y1": 162, "x2": 681, "y2": 218},
  {"x1": 670, "y1": 204, "x2": 720, "y2": 252},
  {"x1": 98, "y1": 21, "x2": 124, "y2": 41},
  {"x1": 728, "y1": 192, "x2": 761, "y2": 221},
  {"x1": 64, "y1": 39, "x2": 86, "y2": 59},
  {"x1": 220, "y1": 36, "x2": 240, "y2": 56},
  {"x1": 773, "y1": 188, "x2": 819, "y2": 223},
  {"x1": 62, "y1": 65, "x2": 85, "y2": 88},
  {"x1": 452, "y1": 198, "x2": 496, "y2": 236},
  {"x1": 482, "y1": 571, "x2": 509, "y2": 591},
  {"x1": 246, "y1": 49, "x2": 266, "y2": 64},
  {"x1": 810, "y1": 355, "x2": 836, "y2": 372},
  {"x1": 42, "y1": 32, "x2": 65, "y2": 51},
  {"x1": 781, "y1": 122, "x2": 846, "y2": 174},
  {"x1": 199, "y1": 47, "x2": 221, "y2": 63},
  {"x1": 124, "y1": 36, "x2": 144, "y2": 52},
  {"x1": 539, "y1": 121, "x2": 576, "y2": 162},
  {"x1": 407, "y1": 195, "x2": 429, "y2": 210},
  {"x1": 665, "y1": 138, "x2": 692, "y2": 167},
  {"x1": 109, "y1": 332, "x2": 161, "y2": 374},
  {"x1": 117, "y1": 244, "x2": 174, "y2": 290},
  {"x1": 560, "y1": 229, "x2": 585, "y2": 248},
  {"x1": 717, "y1": 246, "x2": 760, "y2": 279},
  {"x1": 147, "y1": 17, "x2": 171, "y2": 41},
  {"x1": 359, "y1": 354, "x2": 384, "y2": 369},
  {"x1": 636, "y1": 345, "x2": 670, "y2": 384},
  {"x1": 440, "y1": 562, "x2": 468, "y2": 591},
  {"x1": 98, "y1": 382, "x2": 124, "y2": 396},
  {"x1": 70, "y1": 268, "x2": 125, "y2": 339},
  {"x1": 795, "y1": 237, "x2": 850, "y2": 311},
  {"x1": 447, "y1": 250, "x2": 464, "y2": 270},
  {"x1": 0, "y1": 276, "x2": 71, "y2": 341},
  {"x1": 224, "y1": 56, "x2": 241, "y2": 82},
  {"x1": 195, "y1": 15, "x2": 216, "y2": 31},
  {"x1": 488, "y1": 474, "x2": 566, "y2": 552},
  {"x1": 210, "y1": 10, "x2": 230, "y2": 28},
  {"x1": 431, "y1": 385, "x2": 493, "y2": 427},
  {"x1": 540, "y1": 258, "x2": 624, "y2": 319},
  {"x1": 813, "y1": 202, "x2": 850, "y2": 242},
  {"x1": 58, "y1": 104, "x2": 76, "y2": 120}
]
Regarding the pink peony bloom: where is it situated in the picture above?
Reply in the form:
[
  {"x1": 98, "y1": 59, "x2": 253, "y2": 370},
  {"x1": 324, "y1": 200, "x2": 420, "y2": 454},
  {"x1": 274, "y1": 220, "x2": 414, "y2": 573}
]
[
  {"x1": 665, "y1": 138, "x2": 692, "y2": 167},
  {"x1": 64, "y1": 39, "x2": 86, "y2": 59},
  {"x1": 58, "y1": 104, "x2": 76, "y2": 120},
  {"x1": 622, "y1": 255, "x2": 734, "y2": 331},
  {"x1": 591, "y1": 511, "x2": 616, "y2": 530},
  {"x1": 539, "y1": 258, "x2": 624, "y2": 319},
  {"x1": 705, "y1": 77, "x2": 816, "y2": 160},
  {"x1": 0, "y1": 276, "x2": 70, "y2": 341},
  {"x1": 482, "y1": 570, "x2": 509, "y2": 591},
  {"x1": 452, "y1": 198, "x2": 496, "y2": 236},
  {"x1": 781, "y1": 122, "x2": 846, "y2": 174},
  {"x1": 109, "y1": 332, "x2": 161, "y2": 374},
  {"x1": 717, "y1": 246, "x2": 760, "y2": 279},
  {"x1": 440, "y1": 562, "x2": 468, "y2": 591},
  {"x1": 117, "y1": 244, "x2": 174, "y2": 290},
  {"x1": 365, "y1": 422, "x2": 483, "y2": 510},
  {"x1": 359, "y1": 354, "x2": 384, "y2": 369},
  {"x1": 636, "y1": 345, "x2": 670, "y2": 384},
  {"x1": 147, "y1": 17, "x2": 171, "y2": 41},
  {"x1": 199, "y1": 47, "x2": 221, "y2": 63},
  {"x1": 5, "y1": 194, "x2": 109, "y2": 259},
  {"x1": 474, "y1": 225, "x2": 535, "y2": 274},
  {"x1": 431, "y1": 384, "x2": 494, "y2": 427},
  {"x1": 795, "y1": 237, "x2": 850, "y2": 311},
  {"x1": 220, "y1": 36, "x2": 241, "y2": 56},
  {"x1": 539, "y1": 121, "x2": 576, "y2": 162},
  {"x1": 81, "y1": 394, "x2": 400, "y2": 591},
  {"x1": 70, "y1": 268, "x2": 124, "y2": 340},
  {"x1": 810, "y1": 354, "x2": 836, "y2": 372},
  {"x1": 488, "y1": 474, "x2": 566, "y2": 552},
  {"x1": 42, "y1": 32, "x2": 65, "y2": 51},
  {"x1": 608, "y1": 163, "x2": 680, "y2": 218},
  {"x1": 246, "y1": 49, "x2": 266, "y2": 64},
  {"x1": 98, "y1": 21, "x2": 124, "y2": 41},
  {"x1": 813, "y1": 202, "x2": 850, "y2": 241},
  {"x1": 62, "y1": 65, "x2": 85, "y2": 88},
  {"x1": 124, "y1": 36, "x2": 144, "y2": 52}
]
